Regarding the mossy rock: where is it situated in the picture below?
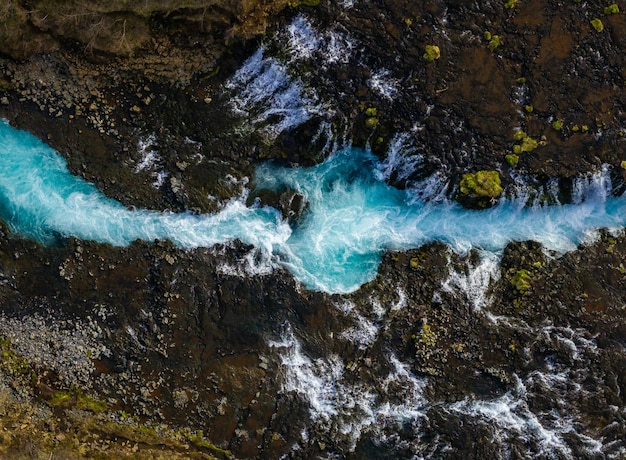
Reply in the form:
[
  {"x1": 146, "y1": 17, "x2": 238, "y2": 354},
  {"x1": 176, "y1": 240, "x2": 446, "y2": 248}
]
[
  {"x1": 458, "y1": 170, "x2": 503, "y2": 208},
  {"x1": 505, "y1": 154, "x2": 519, "y2": 167},
  {"x1": 423, "y1": 45, "x2": 441, "y2": 62}
]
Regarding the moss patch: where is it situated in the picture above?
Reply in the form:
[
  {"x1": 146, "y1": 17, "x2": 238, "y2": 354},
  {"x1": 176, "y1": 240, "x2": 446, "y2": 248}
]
[
  {"x1": 591, "y1": 18, "x2": 604, "y2": 32},
  {"x1": 505, "y1": 154, "x2": 519, "y2": 167},
  {"x1": 48, "y1": 388, "x2": 108, "y2": 413},
  {"x1": 459, "y1": 170, "x2": 503, "y2": 199},
  {"x1": 423, "y1": 45, "x2": 441, "y2": 61},
  {"x1": 510, "y1": 269, "x2": 532, "y2": 293},
  {"x1": 512, "y1": 130, "x2": 539, "y2": 153}
]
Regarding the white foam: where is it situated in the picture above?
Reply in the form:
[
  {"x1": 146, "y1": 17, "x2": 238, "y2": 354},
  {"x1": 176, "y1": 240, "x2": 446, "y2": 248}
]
[
  {"x1": 339, "y1": 310, "x2": 379, "y2": 350},
  {"x1": 286, "y1": 16, "x2": 321, "y2": 61},
  {"x1": 368, "y1": 69, "x2": 400, "y2": 100},
  {"x1": 215, "y1": 246, "x2": 277, "y2": 278},
  {"x1": 376, "y1": 133, "x2": 423, "y2": 183},
  {"x1": 134, "y1": 134, "x2": 169, "y2": 188},
  {"x1": 225, "y1": 48, "x2": 325, "y2": 139},
  {"x1": 450, "y1": 375, "x2": 574, "y2": 458},
  {"x1": 441, "y1": 250, "x2": 500, "y2": 311},
  {"x1": 270, "y1": 329, "x2": 427, "y2": 451},
  {"x1": 270, "y1": 326, "x2": 342, "y2": 419}
]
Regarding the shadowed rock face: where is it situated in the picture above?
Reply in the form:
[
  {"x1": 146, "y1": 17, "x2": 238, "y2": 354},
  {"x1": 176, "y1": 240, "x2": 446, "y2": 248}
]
[{"x1": 0, "y1": 0, "x2": 290, "y2": 59}]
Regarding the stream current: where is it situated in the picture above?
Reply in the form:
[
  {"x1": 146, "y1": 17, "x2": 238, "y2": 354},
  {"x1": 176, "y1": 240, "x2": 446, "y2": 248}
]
[{"x1": 0, "y1": 119, "x2": 623, "y2": 294}]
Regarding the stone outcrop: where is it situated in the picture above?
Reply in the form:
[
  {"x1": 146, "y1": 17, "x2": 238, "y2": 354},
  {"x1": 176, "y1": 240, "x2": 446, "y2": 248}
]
[{"x1": 0, "y1": 0, "x2": 290, "y2": 59}]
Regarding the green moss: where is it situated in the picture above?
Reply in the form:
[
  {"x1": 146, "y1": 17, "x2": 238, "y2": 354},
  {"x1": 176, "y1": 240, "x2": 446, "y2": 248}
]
[
  {"x1": 488, "y1": 35, "x2": 502, "y2": 51},
  {"x1": 189, "y1": 431, "x2": 232, "y2": 457},
  {"x1": 512, "y1": 130, "x2": 539, "y2": 153},
  {"x1": 410, "y1": 257, "x2": 420, "y2": 270},
  {"x1": 591, "y1": 18, "x2": 604, "y2": 32},
  {"x1": 552, "y1": 119, "x2": 563, "y2": 131},
  {"x1": 516, "y1": 77, "x2": 527, "y2": 84},
  {"x1": 604, "y1": 4, "x2": 619, "y2": 14},
  {"x1": 289, "y1": 0, "x2": 320, "y2": 6},
  {"x1": 511, "y1": 269, "x2": 532, "y2": 293},
  {"x1": 504, "y1": 0, "x2": 517, "y2": 8},
  {"x1": 365, "y1": 117, "x2": 379, "y2": 128},
  {"x1": 423, "y1": 45, "x2": 441, "y2": 61},
  {"x1": 459, "y1": 170, "x2": 503, "y2": 199},
  {"x1": 364, "y1": 107, "x2": 377, "y2": 117},
  {"x1": 48, "y1": 388, "x2": 107, "y2": 412},
  {"x1": 505, "y1": 154, "x2": 519, "y2": 167},
  {"x1": 513, "y1": 130, "x2": 525, "y2": 141},
  {"x1": 620, "y1": 160, "x2": 626, "y2": 169},
  {"x1": 525, "y1": 105, "x2": 534, "y2": 113},
  {"x1": 0, "y1": 337, "x2": 31, "y2": 376},
  {"x1": 484, "y1": 31, "x2": 492, "y2": 40}
]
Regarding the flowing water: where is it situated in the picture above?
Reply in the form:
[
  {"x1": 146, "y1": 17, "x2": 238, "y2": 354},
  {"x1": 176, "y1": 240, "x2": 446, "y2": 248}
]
[
  {"x1": 2, "y1": 14, "x2": 625, "y2": 459},
  {"x1": 0, "y1": 118, "x2": 624, "y2": 294}
]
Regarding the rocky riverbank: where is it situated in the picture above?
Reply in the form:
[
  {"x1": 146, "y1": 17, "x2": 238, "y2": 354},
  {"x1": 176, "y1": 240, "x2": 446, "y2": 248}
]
[{"x1": 0, "y1": 0, "x2": 625, "y2": 458}]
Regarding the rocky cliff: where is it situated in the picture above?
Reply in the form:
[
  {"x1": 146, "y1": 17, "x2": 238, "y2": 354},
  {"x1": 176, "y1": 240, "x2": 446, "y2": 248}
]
[{"x1": 0, "y1": 0, "x2": 289, "y2": 59}]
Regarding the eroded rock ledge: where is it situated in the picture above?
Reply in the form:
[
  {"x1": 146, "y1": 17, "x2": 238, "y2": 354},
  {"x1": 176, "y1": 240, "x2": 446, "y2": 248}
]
[{"x1": 0, "y1": 0, "x2": 290, "y2": 59}]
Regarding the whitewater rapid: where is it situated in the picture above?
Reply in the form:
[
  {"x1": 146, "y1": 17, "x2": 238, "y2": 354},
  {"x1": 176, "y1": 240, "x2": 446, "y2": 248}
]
[{"x1": 0, "y1": 119, "x2": 624, "y2": 293}]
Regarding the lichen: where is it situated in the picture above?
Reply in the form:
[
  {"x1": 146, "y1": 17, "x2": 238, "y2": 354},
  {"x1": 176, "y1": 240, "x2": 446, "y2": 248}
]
[
  {"x1": 423, "y1": 45, "x2": 441, "y2": 61},
  {"x1": 419, "y1": 322, "x2": 436, "y2": 346},
  {"x1": 289, "y1": 0, "x2": 320, "y2": 6},
  {"x1": 504, "y1": 0, "x2": 517, "y2": 9},
  {"x1": 552, "y1": 119, "x2": 563, "y2": 131},
  {"x1": 604, "y1": 4, "x2": 619, "y2": 14}
]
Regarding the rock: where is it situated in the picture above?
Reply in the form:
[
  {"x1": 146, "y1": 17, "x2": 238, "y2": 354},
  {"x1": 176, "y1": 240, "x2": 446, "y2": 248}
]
[{"x1": 458, "y1": 170, "x2": 503, "y2": 208}]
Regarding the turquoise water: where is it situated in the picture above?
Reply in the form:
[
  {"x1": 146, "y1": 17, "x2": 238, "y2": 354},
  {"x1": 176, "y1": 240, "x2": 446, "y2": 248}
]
[{"x1": 1, "y1": 119, "x2": 624, "y2": 293}]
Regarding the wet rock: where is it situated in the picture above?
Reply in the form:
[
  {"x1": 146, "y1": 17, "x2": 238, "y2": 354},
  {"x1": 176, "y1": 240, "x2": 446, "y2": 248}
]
[{"x1": 248, "y1": 188, "x2": 308, "y2": 226}]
